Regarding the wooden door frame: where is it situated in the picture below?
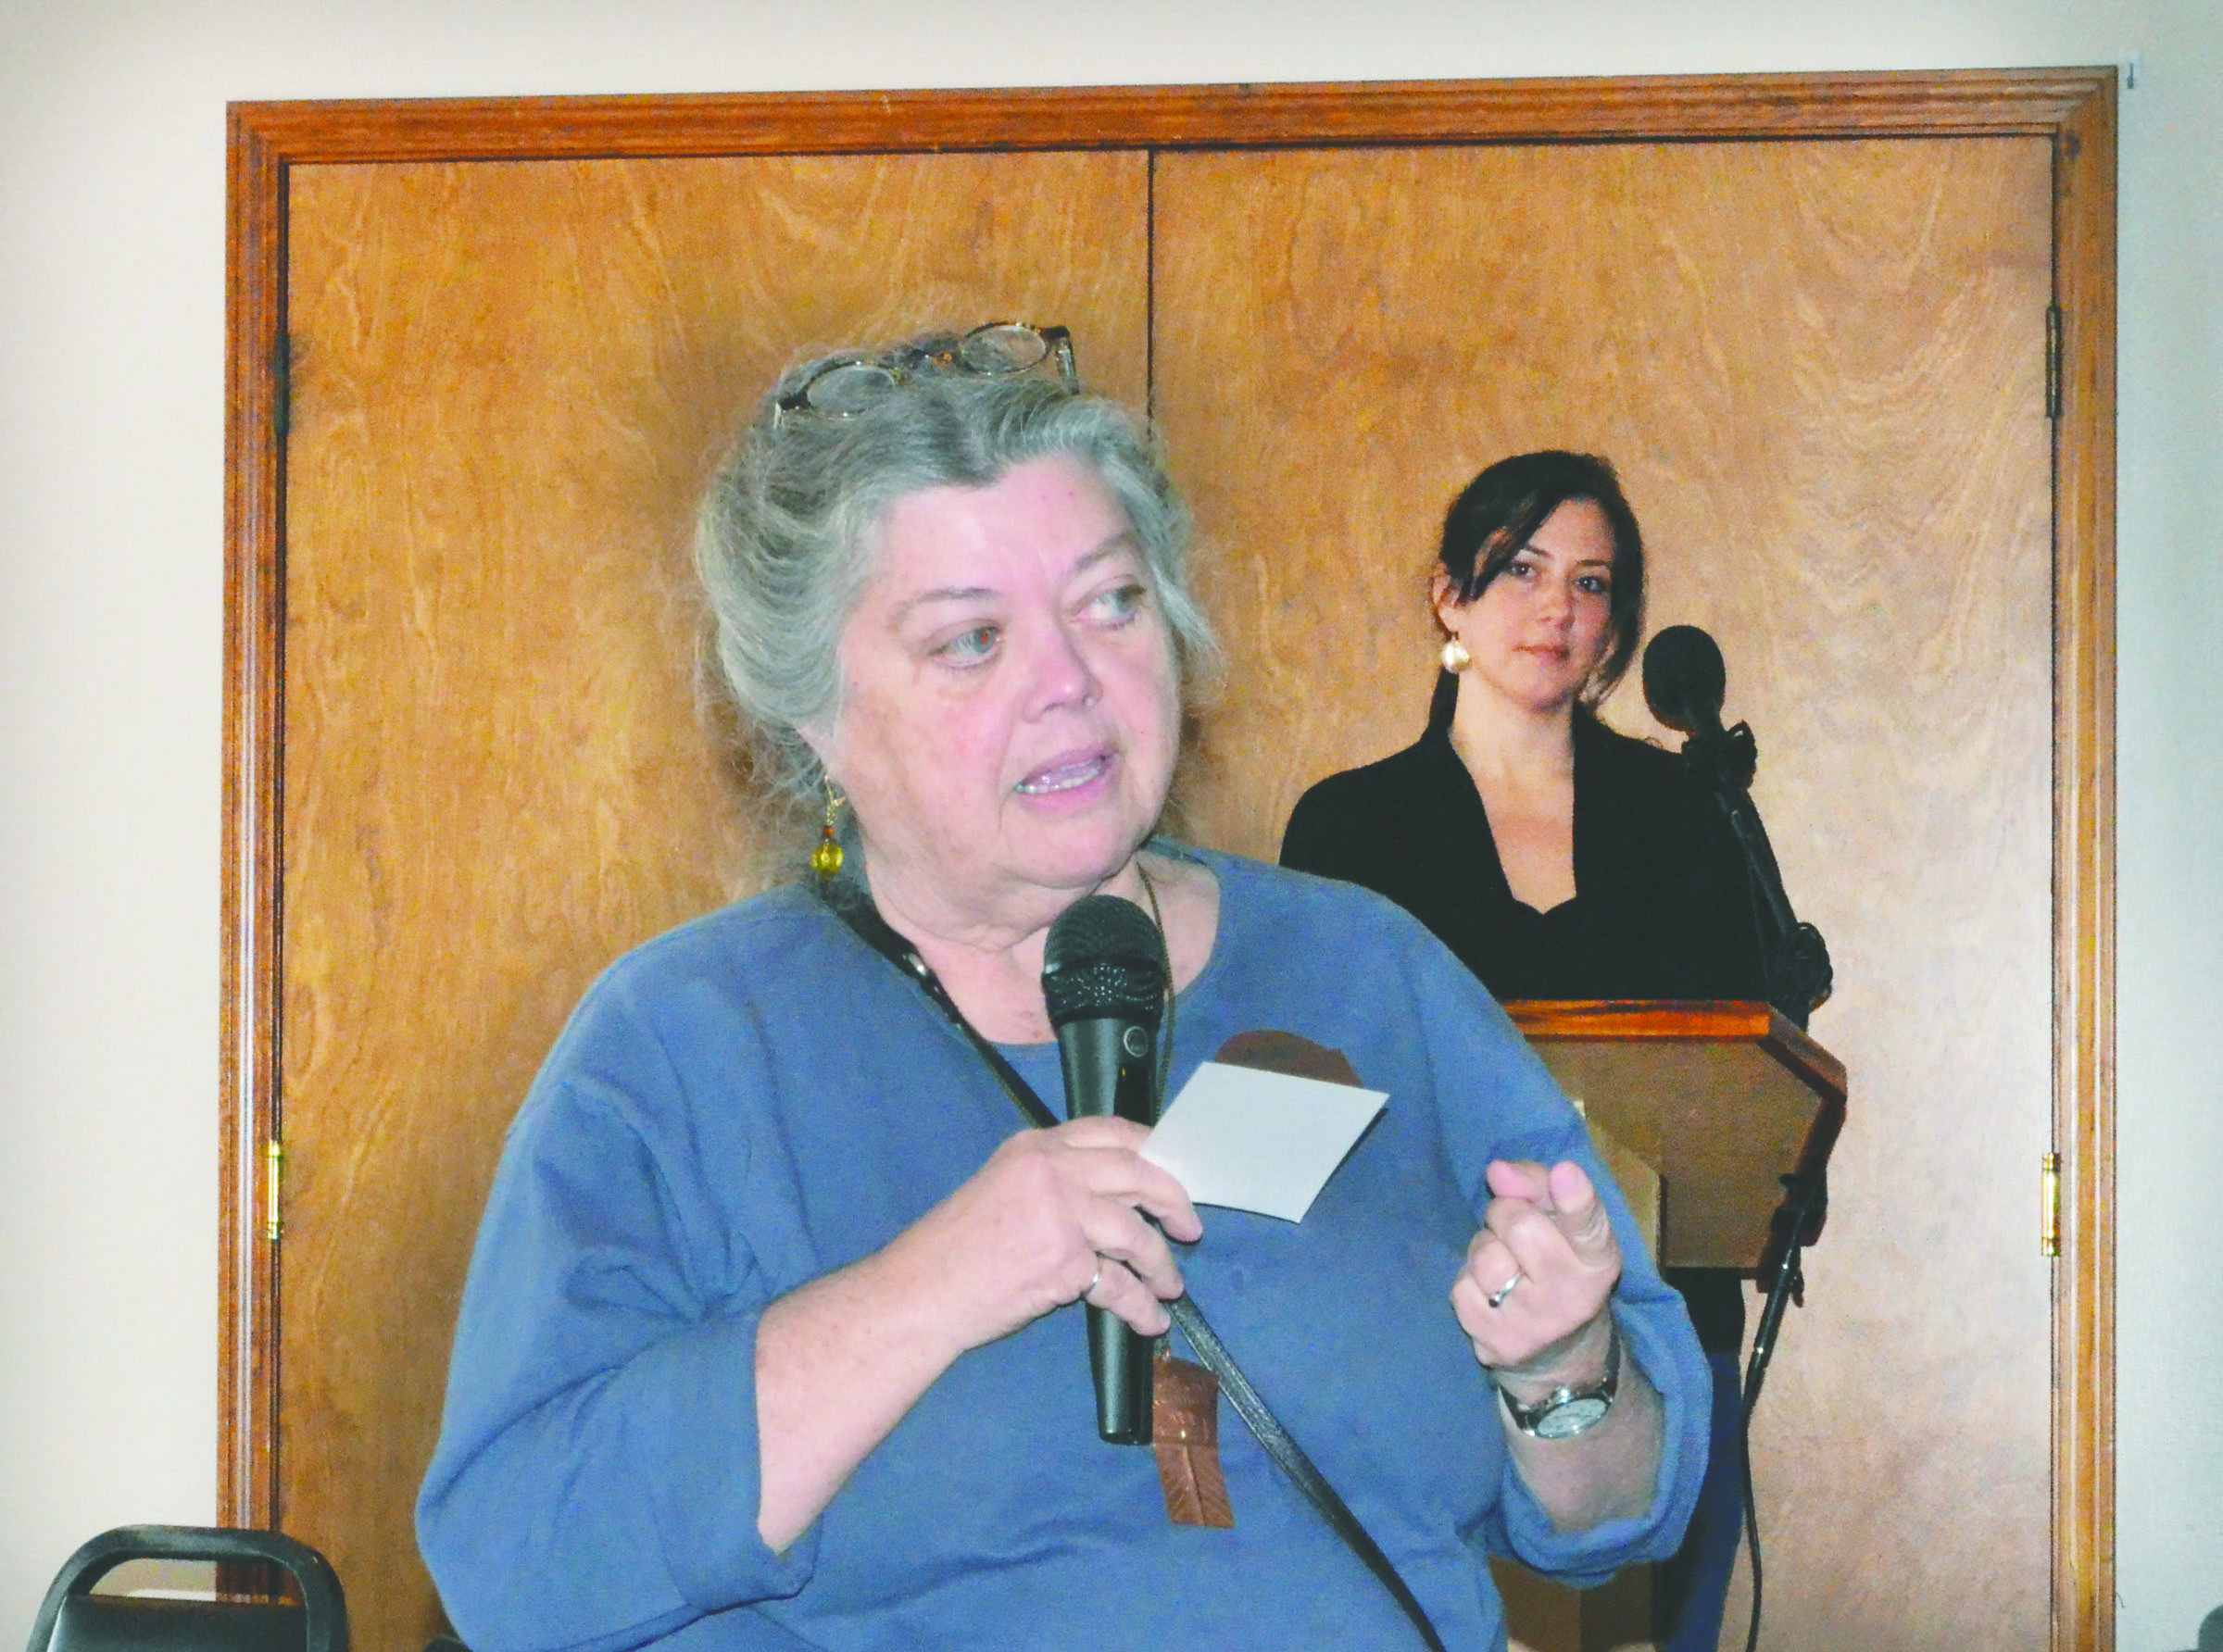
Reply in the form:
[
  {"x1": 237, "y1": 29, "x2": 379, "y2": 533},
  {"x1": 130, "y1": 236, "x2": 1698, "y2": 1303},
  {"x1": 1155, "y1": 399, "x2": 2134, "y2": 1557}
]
[{"x1": 223, "y1": 68, "x2": 2116, "y2": 1647}]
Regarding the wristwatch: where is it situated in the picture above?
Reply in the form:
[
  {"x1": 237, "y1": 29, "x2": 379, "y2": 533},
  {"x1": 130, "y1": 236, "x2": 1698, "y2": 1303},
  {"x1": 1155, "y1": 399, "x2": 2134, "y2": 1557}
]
[{"x1": 1493, "y1": 1317, "x2": 1622, "y2": 1440}]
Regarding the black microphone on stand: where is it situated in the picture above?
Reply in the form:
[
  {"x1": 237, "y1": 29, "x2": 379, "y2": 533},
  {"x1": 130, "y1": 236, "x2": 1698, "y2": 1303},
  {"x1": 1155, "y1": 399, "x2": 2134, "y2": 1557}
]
[
  {"x1": 1645, "y1": 627, "x2": 1836, "y2": 1652},
  {"x1": 1644, "y1": 622, "x2": 1832, "y2": 1358},
  {"x1": 1042, "y1": 894, "x2": 1166, "y2": 1446},
  {"x1": 1639, "y1": 622, "x2": 1731, "y2": 746},
  {"x1": 1642, "y1": 624, "x2": 1832, "y2": 1029}
]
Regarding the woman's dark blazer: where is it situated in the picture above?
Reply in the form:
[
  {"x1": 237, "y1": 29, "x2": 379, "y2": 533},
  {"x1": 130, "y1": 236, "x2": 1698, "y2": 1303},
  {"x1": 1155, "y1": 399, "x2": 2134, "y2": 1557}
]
[
  {"x1": 1279, "y1": 696, "x2": 1765, "y2": 1350},
  {"x1": 1280, "y1": 704, "x2": 1765, "y2": 1004}
]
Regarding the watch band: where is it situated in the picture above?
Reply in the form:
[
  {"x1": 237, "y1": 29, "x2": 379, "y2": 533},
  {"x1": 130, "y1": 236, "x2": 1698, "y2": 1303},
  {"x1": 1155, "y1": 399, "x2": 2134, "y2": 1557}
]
[{"x1": 1493, "y1": 1316, "x2": 1622, "y2": 1440}]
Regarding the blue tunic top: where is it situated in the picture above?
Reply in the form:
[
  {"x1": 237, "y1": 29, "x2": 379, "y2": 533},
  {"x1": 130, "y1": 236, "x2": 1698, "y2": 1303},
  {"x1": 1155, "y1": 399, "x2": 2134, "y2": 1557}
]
[{"x1": 418, "y1": 848, "x2": 1709, "y2": 1652}]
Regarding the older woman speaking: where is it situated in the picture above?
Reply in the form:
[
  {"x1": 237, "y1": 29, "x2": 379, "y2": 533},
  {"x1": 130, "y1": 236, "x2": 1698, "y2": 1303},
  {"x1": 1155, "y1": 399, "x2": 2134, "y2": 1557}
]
[{"x1": 416, "y1": 325, "x2": 1709, "y2": 1651}]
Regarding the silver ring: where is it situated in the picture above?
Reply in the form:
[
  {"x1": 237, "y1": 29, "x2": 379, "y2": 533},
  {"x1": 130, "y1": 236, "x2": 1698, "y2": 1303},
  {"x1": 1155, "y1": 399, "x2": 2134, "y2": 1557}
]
[
  {"x1": 1085, "y1": 1257, "x2": 1104, "y2": 1298},
  {"x1": 1487, "y1": 1271, "x2": 1522, "y2": 1309}
]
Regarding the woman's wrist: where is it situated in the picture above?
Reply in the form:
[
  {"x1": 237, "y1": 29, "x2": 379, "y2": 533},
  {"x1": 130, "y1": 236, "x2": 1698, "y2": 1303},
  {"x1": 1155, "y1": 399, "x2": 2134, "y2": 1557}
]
[{"x1": 1485, "y1": 1306, "x2": 1618, "y2": 1406}]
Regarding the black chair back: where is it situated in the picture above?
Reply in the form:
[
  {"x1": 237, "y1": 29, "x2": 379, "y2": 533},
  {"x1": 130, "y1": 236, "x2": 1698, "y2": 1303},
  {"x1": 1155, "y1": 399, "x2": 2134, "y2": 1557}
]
[{"x1": 25, "y1": 1527, "x2": 346, "y2": 1652}]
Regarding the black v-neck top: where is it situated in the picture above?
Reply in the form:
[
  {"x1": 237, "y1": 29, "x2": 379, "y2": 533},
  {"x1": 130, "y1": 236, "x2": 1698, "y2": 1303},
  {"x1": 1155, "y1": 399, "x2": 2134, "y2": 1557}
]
[
  {"x1": 1279, "y1": 694, "x2": 1765, "y2": 1348},
  {"x1": 1281, "y1": 706, "x2": 1765, "y2": 1002}
]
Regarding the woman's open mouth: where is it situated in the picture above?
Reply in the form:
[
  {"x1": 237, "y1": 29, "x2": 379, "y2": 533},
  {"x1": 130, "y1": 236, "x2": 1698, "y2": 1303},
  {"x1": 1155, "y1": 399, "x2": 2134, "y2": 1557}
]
[{"x1": 1015, "y1": 752, "x2": 1114, "y2": 795}]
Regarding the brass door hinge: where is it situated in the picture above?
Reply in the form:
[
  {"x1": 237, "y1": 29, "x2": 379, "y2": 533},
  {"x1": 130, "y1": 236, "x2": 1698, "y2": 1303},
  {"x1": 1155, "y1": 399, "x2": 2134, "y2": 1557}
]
[
  {"x1": 265, "y1": 1138, "x2": 284, "y2": 1245},
  {"x1": 2040, "y1": 1152, "x2": 2061, "y2": 1258}
]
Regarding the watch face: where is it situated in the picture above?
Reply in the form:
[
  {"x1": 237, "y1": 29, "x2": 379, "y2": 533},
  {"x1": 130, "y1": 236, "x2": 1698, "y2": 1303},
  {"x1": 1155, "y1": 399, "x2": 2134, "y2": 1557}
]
[{"x1": 1531, "y1": 1396, "x2": 1612, "y2": 1441}]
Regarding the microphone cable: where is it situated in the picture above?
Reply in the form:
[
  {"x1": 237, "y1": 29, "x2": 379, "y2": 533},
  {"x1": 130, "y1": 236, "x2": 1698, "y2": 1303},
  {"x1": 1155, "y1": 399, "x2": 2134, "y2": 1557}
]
[
  {"x1": 1739, "y1": 1355, "x2": 1767, "y2": 1652},
  {"x1": 1736, "y1": 1169, "x2": 1820, "y2": 1652}
]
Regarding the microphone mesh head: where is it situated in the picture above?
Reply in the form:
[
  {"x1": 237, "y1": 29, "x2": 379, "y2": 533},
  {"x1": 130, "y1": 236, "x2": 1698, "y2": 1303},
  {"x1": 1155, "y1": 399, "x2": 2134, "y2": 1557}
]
[
  {"x1": 1642, "y1": 624, "x2": 1727, "y2": 734},
  {"x1": 1041, "y1": 895, "x2": 1167, "y2": 1028}
]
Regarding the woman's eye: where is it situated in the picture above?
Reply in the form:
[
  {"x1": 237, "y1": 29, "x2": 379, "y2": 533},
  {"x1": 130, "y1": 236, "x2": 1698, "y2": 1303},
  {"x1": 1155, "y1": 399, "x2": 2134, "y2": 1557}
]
[
  {"x1": 1576, "y1": 574, "x2": 1612, "y2": 596},
  {"x1": 936, "y1": 625, "x2": 1000, "y2": 663},
  {"x1": 1086, "y1": 582, "x2": 1148, "y2": 623}
]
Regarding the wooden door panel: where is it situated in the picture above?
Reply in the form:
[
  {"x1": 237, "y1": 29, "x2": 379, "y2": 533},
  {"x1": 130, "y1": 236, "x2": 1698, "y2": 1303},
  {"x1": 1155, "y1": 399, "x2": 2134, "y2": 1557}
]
[
  {"x1": 1154, "y1": 138, "x2": 2053, "y2": 1649},
  {"x1": 280, "y1": 150, "x2": 1150, "y2": 1651}
]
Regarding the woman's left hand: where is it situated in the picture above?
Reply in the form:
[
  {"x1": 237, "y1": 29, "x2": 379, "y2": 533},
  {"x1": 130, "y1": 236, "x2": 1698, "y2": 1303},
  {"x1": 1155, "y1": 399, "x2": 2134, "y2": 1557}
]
[{"x1": 1451, "y1": 1158, "x2": 1621, "y2": 1373}]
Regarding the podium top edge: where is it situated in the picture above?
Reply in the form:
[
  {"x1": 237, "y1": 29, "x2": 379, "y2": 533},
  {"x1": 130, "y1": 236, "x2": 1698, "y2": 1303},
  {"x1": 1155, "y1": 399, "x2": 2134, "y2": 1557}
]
[{"x1": 1502, "y1": 998, "x2": 1847, "y2": 1101}]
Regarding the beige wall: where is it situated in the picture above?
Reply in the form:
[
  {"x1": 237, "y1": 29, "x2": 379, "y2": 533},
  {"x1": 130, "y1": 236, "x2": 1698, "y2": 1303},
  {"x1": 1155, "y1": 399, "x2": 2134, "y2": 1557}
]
[{"x1": 0, "y1": 3, "x2": 2214, "y2": 1648}]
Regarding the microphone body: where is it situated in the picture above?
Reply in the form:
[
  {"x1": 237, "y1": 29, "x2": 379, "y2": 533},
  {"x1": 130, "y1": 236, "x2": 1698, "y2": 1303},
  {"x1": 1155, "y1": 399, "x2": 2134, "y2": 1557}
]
[{"x1": 1042, "y1": 895, "x2": 1167, "y2": 1446}]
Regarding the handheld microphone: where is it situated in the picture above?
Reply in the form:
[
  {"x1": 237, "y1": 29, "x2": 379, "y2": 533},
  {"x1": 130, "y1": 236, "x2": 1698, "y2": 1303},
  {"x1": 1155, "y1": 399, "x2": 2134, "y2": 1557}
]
[{"x1": 1042, "y1": 894, "x2": 1166, "y2": 1446}]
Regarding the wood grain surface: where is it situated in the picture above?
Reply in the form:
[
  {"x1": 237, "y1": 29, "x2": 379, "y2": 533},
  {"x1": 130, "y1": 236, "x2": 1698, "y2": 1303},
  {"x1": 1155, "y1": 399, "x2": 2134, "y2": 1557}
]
[
  {"x1": 2049, "y1": 81, "x2": 2119, "y2": 1649},
  {"x1": 226, "y1": 69, "x2": 2111, "y2": 164},
  {"x1": 1153, "y1": 137, "x2": 2054, "y2": 1648},
  {"x1": 220, "y1": 103, "x2": 285, "y2": 1554},
  {"x1": 278, "y1": 151, "x2": 1148, "y2": 1651},
  {"x1": 1507, "y1": 1001, "x2": 1845, "y2": 1268}
]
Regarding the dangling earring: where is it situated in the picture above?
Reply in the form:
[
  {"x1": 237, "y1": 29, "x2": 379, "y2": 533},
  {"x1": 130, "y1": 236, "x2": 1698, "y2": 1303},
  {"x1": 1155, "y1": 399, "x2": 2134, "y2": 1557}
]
[
  {"x1": 1439, "y1": 635, "x2": 1472, "y2": 673},
  {"x1": 810, "y1": 781, "x2": 847, "y2": 881}
]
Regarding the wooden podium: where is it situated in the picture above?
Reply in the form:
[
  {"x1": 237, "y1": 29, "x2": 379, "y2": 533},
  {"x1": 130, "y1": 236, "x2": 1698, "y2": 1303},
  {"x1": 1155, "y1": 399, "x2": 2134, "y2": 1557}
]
[{"x1": 1488, "y1": 1001, "x2": 1848, "y2": 1652}]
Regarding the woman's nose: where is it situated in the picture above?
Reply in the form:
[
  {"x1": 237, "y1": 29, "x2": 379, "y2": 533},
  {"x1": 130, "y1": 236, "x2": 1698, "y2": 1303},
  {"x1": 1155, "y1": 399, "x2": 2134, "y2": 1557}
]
[
  {"x1": 1024, "y1": 620, "x2": 1100, "y2": 714},
  {"x1": 1536, "y1": 576, "x2": 1576, "y2": 624}
]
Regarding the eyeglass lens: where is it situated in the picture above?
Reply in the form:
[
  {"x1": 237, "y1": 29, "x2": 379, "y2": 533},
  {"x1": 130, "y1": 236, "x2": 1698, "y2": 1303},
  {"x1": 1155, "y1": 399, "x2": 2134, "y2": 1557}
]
[
  {"x1": 955, "y1": 324, "x2": 1051, "y2": 375},
  {"x1": 798, "y1": 360, "x2": 904, "y2": 418}
]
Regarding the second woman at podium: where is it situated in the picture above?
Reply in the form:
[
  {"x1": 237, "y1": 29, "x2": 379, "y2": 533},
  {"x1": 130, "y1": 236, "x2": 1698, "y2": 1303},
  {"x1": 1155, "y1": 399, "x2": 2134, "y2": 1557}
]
[{"x1": 1280, "y1": 449, "x2": 1762, "y2": 1652}]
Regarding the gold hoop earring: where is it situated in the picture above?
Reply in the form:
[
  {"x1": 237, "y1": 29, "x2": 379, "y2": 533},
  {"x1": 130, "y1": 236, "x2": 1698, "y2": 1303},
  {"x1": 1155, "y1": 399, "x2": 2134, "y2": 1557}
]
[
  {"x1": 810, "y1": 781, "x2": 847, "y2": 881},
  {"x1": 1439, "y1": 636, "x2": 1472, "y2": 674}
]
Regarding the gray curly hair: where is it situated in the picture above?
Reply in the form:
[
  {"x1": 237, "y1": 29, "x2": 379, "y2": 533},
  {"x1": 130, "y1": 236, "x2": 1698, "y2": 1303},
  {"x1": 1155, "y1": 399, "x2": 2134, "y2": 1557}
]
[{"x1": 695, "y1": 332, "x2": 1219, "y2": 801}]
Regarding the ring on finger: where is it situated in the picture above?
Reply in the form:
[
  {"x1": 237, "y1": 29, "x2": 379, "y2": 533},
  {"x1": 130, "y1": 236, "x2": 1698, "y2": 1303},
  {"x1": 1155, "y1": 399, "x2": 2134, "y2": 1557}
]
[
  {"x1": 1487, "y1": 1270, "x2": 1522, "y2": 1309},
  {"x1": 1085, "y1": 1256, "x2": 1105, "y2": 1298}
]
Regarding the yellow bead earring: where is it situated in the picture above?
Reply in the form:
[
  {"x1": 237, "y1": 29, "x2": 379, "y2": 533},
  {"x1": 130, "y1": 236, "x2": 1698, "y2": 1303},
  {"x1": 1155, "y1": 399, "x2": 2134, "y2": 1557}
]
[
  {"x1": 810, "y1": 781, "x2": 847, "y2": 881},
  {"x1": 1439, "y1": 635, "x2": 1472, "y2": 673}
]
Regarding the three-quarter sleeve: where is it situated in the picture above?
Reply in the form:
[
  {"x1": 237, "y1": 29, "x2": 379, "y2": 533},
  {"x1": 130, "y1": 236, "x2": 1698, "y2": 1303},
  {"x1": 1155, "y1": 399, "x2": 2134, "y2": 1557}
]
[
  {"x1": 1380, "y1": 926, "x2": 1714, "y2": 1584},
  {"x1": 416, "y1": 970, "x2": 817, "y2": 1652}
]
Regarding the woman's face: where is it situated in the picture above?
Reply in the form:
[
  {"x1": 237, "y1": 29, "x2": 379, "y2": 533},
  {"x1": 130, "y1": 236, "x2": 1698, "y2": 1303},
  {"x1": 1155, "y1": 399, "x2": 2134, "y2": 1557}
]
[
  {"x1": 815, "y1": 454, "x2": 1182, "y2": 932},
  {"x1": 1438, "y1": 496, "x2": 1620, "y2": 717}
]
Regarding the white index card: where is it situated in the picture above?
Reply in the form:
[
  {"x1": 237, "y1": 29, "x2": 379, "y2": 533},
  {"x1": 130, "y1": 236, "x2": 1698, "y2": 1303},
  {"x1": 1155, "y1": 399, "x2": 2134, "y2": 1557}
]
[{"x1": 1139, "y1": 1060, "x2": 1388, "y2": 1222}]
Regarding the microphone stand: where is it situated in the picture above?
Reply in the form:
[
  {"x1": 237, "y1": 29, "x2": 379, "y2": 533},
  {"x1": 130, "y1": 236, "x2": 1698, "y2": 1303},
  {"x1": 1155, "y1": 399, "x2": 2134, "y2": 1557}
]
[
  {"x1": 1675, "y1": 718, "x2": 1833, "y2": 1270},
  {"x1": 1645, "y1": 628, "x2": 1835, "y2": 1346},
  {"x1": 1674, "y1": 720, "x2": 1832, "y2": 1034},
  {"x1": 1644, "y1": 630, "x2": 1837, "y2": 1652},
  {"x1": 1743, "y1": 1170, "x2": 1826, "y2": 1417},
  {"x1": 1734, "y1": 1167, "x2": 1827, "y2": 1652}
]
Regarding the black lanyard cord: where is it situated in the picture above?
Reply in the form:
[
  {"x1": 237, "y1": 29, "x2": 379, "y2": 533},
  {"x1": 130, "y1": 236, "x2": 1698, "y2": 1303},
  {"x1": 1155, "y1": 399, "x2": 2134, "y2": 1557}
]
[{"x1": 811, "y1": 875, "x2": 1449, "y2": 1652}]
